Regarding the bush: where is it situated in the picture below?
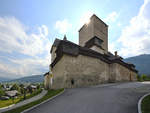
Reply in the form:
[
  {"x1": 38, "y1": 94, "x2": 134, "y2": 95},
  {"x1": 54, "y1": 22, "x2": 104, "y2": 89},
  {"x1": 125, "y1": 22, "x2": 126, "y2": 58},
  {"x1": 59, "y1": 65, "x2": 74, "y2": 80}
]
[
  {"x1": 141, "y1": 74, "x2": 147, "y2": 81},
  {"x1": 137, "y1": 75, "x2": 143, "y2": 82},
  {"x1": 10, "y1": 84, "x2": 20, "y2": 91},
  {"x1": 137, "y1": 74, "x2": 150, "y2": 81},
  {"x1": 0, "y1": 89, "x2": 5, "y2": 97},
  {"x1": 0, "y1": 85, "x2": 5, "y2": 97}
]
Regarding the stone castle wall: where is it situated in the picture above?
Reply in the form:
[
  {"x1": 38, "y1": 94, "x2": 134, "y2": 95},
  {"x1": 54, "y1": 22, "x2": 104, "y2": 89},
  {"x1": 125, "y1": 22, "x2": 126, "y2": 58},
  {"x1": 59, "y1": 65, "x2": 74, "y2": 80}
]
[
  {"x1": 44, "y1": 74, "x2": 51, "y2": 89},
  {"x1": 109, "y1": 63, "x2": 137, "y2": 82},
  {"x1": 115, "y1": 63, "x2": 137, "y2": 81},
  {"x1": 52, "y1": 54, "x2": 110, "y2": 89},
  {"x1": 51, "y1": 55, "x2": 67, "y2": 89},
  {"x1": 51, "y1": 54, "x2": 137, "y2": 89}
]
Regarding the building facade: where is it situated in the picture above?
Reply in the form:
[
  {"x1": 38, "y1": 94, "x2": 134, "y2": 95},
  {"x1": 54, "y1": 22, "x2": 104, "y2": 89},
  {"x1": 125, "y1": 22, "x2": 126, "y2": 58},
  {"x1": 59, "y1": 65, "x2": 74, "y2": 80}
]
[{"x1": 44, "y1": 14, "x2": 138, "y2": 89}]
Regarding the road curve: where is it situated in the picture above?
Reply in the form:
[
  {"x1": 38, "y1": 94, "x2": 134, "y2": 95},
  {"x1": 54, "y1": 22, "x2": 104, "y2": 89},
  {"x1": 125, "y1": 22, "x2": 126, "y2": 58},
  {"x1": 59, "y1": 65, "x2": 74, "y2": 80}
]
[{"x1": 25, "y1": 82, "x2": 150, "y2": 113}]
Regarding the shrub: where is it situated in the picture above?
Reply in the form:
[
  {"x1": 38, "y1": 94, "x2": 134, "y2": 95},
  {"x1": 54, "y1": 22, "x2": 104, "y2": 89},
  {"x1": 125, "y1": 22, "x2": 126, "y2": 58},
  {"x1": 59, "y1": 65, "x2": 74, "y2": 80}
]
[
  {"x1": 137, "y1": 75, "x2": 143, "y2": 82},
  {"x1": 10, "y1": 84, "x2": 20, "y2": 91},
  {"x1": 0, "y1": 89, "x2": 5, "y2": 97},
  {"x1": 141, "y1": 74, "x2": 147, "y2": 81},
  {"x1": 137, "y1": 74, "x2": 150, "y2": 81}
]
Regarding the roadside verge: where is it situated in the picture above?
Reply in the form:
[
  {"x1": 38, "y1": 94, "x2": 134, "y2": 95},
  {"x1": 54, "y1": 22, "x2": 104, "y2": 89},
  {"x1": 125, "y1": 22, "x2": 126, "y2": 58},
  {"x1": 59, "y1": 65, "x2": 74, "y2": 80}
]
[
  {"x1": 138, "y1": 92, "x2": 150, "y2": 113},
  {"x1": 2, "y1": 89, "x2": 65, "y2": 113},
  {"x1": 22, "y1": 89, "x2": 65, "y2": 113}
]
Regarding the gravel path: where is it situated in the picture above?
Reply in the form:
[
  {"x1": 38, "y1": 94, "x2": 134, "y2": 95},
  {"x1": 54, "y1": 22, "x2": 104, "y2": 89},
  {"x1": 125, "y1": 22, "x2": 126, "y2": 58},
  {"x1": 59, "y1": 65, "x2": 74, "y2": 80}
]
[{"x1": 24, "y1": 82, "x2": 150, "y2": 113}]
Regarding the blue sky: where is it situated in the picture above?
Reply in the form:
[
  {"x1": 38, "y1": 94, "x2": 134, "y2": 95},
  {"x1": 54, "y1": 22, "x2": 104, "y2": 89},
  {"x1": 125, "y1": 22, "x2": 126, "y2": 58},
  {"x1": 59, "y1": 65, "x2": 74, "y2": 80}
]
[{"x1": 0, "y1": 0, "x2": 150, "y2": 78}]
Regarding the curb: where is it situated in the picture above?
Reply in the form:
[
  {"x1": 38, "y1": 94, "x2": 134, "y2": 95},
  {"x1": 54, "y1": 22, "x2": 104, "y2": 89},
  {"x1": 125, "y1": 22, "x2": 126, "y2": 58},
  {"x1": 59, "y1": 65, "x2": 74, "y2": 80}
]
[
  {"x1": 138, "y1": 92, "x2": 150, "y2": 113},
  {"x1": 21, "y1": 89, "x2": 65, "y2": 113}
]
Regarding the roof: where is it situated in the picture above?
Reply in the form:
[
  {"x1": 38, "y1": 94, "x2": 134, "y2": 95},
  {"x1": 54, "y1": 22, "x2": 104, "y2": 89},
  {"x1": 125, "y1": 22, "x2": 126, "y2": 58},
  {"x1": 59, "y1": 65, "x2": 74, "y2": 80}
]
[
  {"x1": 84, "y1": 36, "x2": 104, "y2": 49},
  {"x1": 30, "y1": 85, "x2": 37, "y2": 89},
  {"x1": 53, "y1": 38, "x2": 61, "y2": 46},
  {"x1": 79, "y1": 14, "x2": 108, "y2": 32},
  {"x1": 50, "y1": 38, "x2": 61, "y2": 53},
  {"x1": 91, "y1": 14, "x2": 108, "y2": 27},
  {"x1": 50, "y1": 39, "x2": 138, "y2": 73},
  {"x1": 5, "y1": 90, "x2": 18, "y2": 97},
  {"x1": 44, "y1": 72, "x2": 49, "y2": 76}
]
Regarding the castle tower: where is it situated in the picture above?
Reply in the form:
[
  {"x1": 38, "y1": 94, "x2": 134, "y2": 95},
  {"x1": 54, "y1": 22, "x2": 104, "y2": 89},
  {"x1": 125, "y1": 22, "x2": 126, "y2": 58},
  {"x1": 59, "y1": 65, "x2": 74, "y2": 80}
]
[{"x1": 79, "y1": 14, "x2": 108, "y2": 54}]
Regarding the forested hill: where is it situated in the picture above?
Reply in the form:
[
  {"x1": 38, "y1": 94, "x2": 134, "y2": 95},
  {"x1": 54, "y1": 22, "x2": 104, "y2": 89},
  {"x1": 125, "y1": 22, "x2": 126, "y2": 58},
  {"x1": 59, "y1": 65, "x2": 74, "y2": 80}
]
[{"x1": 124, "y1": 54, "x2": 150, "y2": 75}]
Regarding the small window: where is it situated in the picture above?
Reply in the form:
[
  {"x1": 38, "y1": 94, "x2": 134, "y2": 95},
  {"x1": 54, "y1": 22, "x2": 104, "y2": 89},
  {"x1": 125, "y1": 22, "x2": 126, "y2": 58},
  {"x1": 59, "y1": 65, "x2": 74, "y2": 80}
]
[{"x1": 71, "y1": 79, "x2": 74, "y2": 85}]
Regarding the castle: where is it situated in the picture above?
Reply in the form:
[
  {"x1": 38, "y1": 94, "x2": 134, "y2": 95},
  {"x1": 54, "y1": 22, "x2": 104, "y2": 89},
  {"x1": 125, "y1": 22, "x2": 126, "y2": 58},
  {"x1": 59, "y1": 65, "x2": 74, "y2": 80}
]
[{"x1": 44, "y1": 14, "x2": 138, "y2": 89}]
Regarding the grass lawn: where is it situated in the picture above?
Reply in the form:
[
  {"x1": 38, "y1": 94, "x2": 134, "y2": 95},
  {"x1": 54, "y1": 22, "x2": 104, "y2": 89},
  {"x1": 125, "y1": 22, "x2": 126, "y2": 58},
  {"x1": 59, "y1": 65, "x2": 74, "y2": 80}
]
[
  {"x1": 141, "y1": 94, "x2": 150, "y2": 113},
  {"x1": 0, "y1": 89, "x2": 42, "y2": 108},
  {"x1": 20, "y1": 89, "x2": 42, "y2": 101},
  {"x1": 2, "y1": 89, "x2": 64, "y2": 113},
  {"x1": 0, "y1": 98, "x2": 20, "y2": 108}
]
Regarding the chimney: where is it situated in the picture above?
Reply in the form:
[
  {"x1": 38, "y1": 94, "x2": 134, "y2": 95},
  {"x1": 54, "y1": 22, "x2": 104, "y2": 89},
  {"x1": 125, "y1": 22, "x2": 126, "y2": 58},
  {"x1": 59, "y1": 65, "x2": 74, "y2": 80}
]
[
  {"x1": 63, "y1": 35, "x2": 67, "y2": 40},
  {"x1": 115, "y1": 51, "x2": 117, "y2": 57}
]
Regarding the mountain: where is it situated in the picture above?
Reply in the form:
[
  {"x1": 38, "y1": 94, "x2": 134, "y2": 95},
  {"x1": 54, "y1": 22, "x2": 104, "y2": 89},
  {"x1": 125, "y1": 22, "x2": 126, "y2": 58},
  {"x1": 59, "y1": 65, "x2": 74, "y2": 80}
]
[
  {"x1": 124, "y1": 54, "x2": 150, "y2": 75},
  {"x1": 0, "y1": 77, "x2": 12, "y2": 82},
  {"x1": 4, "y1": 75, "x2": 44, "y2": 83}
]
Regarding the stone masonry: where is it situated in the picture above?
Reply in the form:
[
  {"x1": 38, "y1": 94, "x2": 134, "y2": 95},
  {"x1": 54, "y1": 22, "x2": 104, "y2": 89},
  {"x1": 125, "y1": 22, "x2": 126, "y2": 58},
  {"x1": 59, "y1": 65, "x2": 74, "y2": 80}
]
[{"x1": 44, "y1": 14, "x2": 138, "y2": 89}]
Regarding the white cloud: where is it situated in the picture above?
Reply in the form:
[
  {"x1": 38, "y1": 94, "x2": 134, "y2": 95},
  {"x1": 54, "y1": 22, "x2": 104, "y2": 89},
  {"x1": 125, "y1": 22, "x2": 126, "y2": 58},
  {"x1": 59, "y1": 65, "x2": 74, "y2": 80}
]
[
  {"x1": 104, "y1": 11, "x2": 118, "y2": 23},
  {"x1": 39, "y1": 25, "x2": 49, "y2": 37},
  {"x1": 108, "y1": 43, "x2": 116, "y2": 54},
  {"x1": 55, "y1": 19, "x2": 72, "y2": 34},
  {"x1": 0, "y1": 17, "x2": 50, "y2": 56},
  {"x1": 7, "y1": 56, "x2": 50, "y2": 78},
  {"x1": 117, "y1": 22, "x2": 122, "y2": 27},
  {"x1": 0, "y1": 16, "x2": 51, "y2": 78},
  {"x1": 117, "y1": 0, "x2": 150, "y2": 57}
]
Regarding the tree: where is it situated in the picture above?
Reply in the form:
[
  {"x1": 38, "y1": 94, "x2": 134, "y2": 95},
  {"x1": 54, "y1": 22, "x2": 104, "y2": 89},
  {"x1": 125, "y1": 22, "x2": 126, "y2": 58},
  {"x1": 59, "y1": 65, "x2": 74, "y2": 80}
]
[
  {"x1": 23, "y1": 88, "x2": 27, "y2": 100},
  {"x1": 19, "y1": 84, "x2": 24, "y2": 94},
  {"x1": 1, "y1": 84, "x2": 5, "y2": 88},
  {"x1": 137, "y1": 74, "x2": 143, "y2": 82},
  {"x1": 20, "y1": 87, "x2": 24, "y2": 95},
  {"x1": 141, "y1": 74, "x2": 147, "y2": 81},
  {"x1": 37, "y1": 84, "x2": 40, "y2": 89},
  {"x1": 6, "y1": 84, "x2": 9, "y2": 88},
  {"x1": 0, "y1": 86, "x2": 5, "y2": 97},
  {"x1": 10, "y1": 84, "x2": 20, "y2": 91},
  {"x1": 19, "y1": 84, "x2": 24, "y2": 88},
  {"x1": 27, "y1": 85, "x2": 33, "y2": 94}
]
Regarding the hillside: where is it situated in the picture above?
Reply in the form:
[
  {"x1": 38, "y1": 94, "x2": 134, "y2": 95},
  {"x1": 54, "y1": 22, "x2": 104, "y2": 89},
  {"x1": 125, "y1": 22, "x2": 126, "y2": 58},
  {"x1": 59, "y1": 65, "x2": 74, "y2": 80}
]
[
  {"x1": 124, "y1": 54, "x2": 150, "y2": 75},
  {"x1": 4, "y1": 75, "x2": 44, "y2": 83},
  {"x1": 0, "y1": 77, "x2": 12, "y2": 82}
]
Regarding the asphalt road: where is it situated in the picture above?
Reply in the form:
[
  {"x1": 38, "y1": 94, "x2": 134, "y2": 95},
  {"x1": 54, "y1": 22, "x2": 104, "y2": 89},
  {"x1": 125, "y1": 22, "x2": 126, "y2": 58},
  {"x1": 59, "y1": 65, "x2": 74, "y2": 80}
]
[{"x1": 25, "y1": 82, "x2": 150, "y2": 113}]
